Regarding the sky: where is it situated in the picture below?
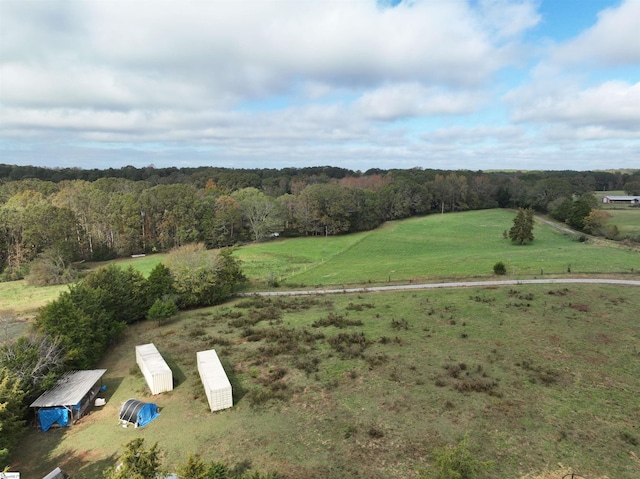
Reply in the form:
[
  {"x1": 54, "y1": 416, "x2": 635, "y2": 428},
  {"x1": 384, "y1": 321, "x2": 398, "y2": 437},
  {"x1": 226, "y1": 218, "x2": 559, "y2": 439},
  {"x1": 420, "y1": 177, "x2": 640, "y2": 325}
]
[{"x1": 0, "y1": 0, "x2": 639, "y2": 172}]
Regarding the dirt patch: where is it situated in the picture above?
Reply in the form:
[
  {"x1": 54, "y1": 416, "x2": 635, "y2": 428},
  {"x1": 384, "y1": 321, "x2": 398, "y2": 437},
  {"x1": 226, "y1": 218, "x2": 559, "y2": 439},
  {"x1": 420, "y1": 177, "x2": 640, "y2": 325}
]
[
  {"x1": 569, "y1": 303, "x2": 590, "y2": 312},
  {"x1": 520, "y1": 464, "x2": 610, "y2": 479},
  {"x1": 589, "y1": 333, "x2": 614, "y2": 344}
]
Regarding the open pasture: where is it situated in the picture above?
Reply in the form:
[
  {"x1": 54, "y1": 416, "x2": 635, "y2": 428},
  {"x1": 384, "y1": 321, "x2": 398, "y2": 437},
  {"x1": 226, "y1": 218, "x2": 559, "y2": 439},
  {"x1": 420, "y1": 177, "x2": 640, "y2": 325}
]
[
  {"x1": 0, "y1": 281, "x2": 68, "y2": 319},
  {"x1": 2, "y1": 209, "x2": 640, "y2": 318},
  {"x1": 13, "y1": 283, "x2": 640, "y2": 478},
  {"x1": 236, "y1": 209, "x2": 640, "y2": 288},
  {"x1": 595, "y1": 191, "x2": 640, "y2": 237},
  {"x1": 605, "y1": 209, "x2": 640, "y2": 237}
]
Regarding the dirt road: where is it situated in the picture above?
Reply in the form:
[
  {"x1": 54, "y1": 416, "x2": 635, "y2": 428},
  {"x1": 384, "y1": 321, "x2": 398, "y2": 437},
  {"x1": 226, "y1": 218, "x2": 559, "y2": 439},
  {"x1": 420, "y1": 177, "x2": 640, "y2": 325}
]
[{"x1": 239, "y1": 277, "x2": 640, "y2": 297}]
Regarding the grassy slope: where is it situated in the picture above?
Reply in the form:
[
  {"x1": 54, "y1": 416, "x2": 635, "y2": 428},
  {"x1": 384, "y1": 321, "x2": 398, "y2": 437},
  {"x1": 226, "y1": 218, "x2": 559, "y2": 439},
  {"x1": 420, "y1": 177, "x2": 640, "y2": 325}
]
[
  {"x1": 237, "y1": 209, "x2": 640, "y2": 287},
  {"x1": 13, "y1": 285, "x2": 640, "y2": 479},
  {"x1": 3, "y1": 209, "x2": 639, "y2": 317}
]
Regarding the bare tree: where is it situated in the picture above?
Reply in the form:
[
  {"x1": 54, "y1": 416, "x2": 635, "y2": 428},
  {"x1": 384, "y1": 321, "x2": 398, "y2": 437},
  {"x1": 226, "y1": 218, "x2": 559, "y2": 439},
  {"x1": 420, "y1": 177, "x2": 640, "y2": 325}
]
[{"x1": 0, "y1": 333, "x2": 66, "y2": 393}]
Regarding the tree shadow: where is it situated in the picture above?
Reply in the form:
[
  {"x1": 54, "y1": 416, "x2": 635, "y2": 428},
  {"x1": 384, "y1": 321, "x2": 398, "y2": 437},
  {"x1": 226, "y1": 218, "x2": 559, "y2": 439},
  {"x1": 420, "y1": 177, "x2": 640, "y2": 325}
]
[
  {"x1": 100, "y1": 375, "x2": 124, "y2": 402},
  {"x1": 54, "y1": 449, "x2": 118, "y2": 479},
  {"x1": 11, "y1": 442, "x2": 117, "y2": 479},
  {"x1": 222, "y1": 357, "x2": 247, "y2": 403},
  {"x1": 160, "y1": 350, "x2": 186, "y2": 388}
]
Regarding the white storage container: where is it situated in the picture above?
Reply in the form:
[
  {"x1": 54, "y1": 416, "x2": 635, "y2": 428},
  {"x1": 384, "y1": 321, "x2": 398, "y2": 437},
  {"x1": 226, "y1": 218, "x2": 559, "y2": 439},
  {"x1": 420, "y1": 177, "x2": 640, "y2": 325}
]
[
  {"x1": 135, "y1": 343, "x2": 173, "y2": 395},
  {"x1": 197, "y1": 349, "x2": 233, "y2": 412}
]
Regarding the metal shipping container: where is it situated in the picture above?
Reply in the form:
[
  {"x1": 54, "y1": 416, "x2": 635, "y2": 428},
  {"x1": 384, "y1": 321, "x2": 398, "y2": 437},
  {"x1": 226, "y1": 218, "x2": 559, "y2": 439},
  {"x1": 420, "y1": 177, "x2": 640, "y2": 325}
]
[
  {"x1": 135, "y1": 343, "x2": 173, "y2": 395},
  {"x1": 197, "y1": 349, "x2": 233, "y2": 412}
]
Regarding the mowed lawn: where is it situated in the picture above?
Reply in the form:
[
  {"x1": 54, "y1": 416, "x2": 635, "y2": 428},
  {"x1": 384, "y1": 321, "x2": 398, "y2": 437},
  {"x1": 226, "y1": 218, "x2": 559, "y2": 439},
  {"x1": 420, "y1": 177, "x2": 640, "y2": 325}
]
[
  {"x1": 237, "y1": 209, "x2": 640, "y2": 287},
  {"x1": 12, "y1": 284, "x2": 640, "y2": 479}
]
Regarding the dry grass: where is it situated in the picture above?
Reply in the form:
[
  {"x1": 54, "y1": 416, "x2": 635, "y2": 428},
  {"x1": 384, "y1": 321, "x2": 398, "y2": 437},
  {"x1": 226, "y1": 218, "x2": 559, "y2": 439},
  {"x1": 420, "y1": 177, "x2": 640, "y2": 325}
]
[{"x1": 520, "y1": 464, "x2": 610, "y2": 479}]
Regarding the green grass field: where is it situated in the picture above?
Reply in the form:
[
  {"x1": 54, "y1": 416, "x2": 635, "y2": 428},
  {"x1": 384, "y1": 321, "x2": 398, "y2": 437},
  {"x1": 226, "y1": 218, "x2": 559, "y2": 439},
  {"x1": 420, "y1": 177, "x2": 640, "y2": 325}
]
[
  {"x1": 0, "y1": 281, "x2": 68, "y2": 318},
  {"x1": 13, "y1": 284, "x2": 640, "y2": 479},
  {"x1": 236, "y1": 209, "x2": 640, "y2": 288},
  {"x1": 605, "y1": 209, "x2": 640, "y2": 237},
  {"x1": 2, "y1": 209, "x2": 639, "y2": 316},
  {"x1": 594, "y1": 191, "x2": 640, "y2": 237}
]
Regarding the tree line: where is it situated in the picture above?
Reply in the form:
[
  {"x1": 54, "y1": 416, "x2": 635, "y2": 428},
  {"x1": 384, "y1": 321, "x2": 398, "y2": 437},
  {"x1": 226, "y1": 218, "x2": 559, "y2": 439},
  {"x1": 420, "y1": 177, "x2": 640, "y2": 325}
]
[{"x1": 2, "y1": 165, "x2": 639, "y2": 282}]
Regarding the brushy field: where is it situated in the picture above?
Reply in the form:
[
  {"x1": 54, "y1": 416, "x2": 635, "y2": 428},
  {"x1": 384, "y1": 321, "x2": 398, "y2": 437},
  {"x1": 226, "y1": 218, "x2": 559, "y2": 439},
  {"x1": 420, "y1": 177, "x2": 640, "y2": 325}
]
[{"x1": 13, "y1": 284, "x2": 640, "y2": 479}]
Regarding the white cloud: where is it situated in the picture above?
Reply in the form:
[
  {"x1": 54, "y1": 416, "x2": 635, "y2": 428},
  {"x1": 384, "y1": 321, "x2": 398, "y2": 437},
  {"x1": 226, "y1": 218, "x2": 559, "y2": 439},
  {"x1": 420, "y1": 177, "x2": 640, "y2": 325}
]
[
  {"x1": 509, "y1": 80, "x2": 640, "y2": 131},
  {"x1": 355, "y1": 83, "x2": 485, "y2": 120},
  {"x1": 0, "y1": 0, "x2": 524, "y2": 112},
  {"x1": 478, "y1": 0, "x2": 541, "y2": 40},
  {"x1": 552, "y1": 0, "x2": 640, "y2": 66},
  {"x1": 421, "y1": 125, "x2": 527, "y2": 144},
  {"x1": 1, "y1": 0, "x2": 637, "y2": 172}
]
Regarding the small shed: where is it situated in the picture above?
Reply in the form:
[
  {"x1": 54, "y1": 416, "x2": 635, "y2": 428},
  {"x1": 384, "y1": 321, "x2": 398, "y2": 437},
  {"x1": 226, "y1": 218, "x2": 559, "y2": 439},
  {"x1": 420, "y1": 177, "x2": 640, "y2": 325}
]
[
  {"x1": 135, "y1": 343, "x2": 173, "y2": 395},
  {"x1": 119, "y1": 398, "x2": 159, "y2": 428},
  {"x1": 30, "y1": 369, "x2": 106, "y2": 431},
  {"x1": 197, "y1": 349, "x2": 233, "y2": 412}
]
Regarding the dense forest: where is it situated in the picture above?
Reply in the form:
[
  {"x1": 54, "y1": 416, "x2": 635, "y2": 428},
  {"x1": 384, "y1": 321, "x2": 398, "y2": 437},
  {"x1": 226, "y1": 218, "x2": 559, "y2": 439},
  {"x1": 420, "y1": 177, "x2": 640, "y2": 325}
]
[{"x1": 1, "y1": 163, "x2": 640, "y2": 282}]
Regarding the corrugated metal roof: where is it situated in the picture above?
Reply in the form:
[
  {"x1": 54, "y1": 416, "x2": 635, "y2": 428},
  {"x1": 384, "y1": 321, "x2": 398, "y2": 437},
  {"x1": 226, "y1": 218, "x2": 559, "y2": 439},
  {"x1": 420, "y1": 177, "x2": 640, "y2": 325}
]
[
  {"x1": 30, "y1": 370, "x2": 106, "y2": 408},
  {"x1": 603, "y1": 196, "x2": 640, "y2": 201}
]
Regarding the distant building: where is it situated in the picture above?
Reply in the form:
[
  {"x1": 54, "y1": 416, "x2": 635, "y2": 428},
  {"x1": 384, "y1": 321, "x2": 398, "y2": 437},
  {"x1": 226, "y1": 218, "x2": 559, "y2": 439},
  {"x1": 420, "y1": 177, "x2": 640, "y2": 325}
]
[{"x1": 601, "y1": 195, "x2": 640, "y2": 205}]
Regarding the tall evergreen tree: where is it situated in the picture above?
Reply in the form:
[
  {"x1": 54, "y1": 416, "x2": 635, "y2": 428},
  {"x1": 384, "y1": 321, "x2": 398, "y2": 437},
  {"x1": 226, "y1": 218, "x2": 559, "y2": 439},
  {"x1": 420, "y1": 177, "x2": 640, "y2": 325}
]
[
  {"x1": 103, "y1": 438, "x2": 163, "y2": 479},
  {"x1": 0, "y1": 367, "x2": 26, "y2": 468},
  {"x1": 508, "y1": 208, "x2": 535, "y2": 245}
]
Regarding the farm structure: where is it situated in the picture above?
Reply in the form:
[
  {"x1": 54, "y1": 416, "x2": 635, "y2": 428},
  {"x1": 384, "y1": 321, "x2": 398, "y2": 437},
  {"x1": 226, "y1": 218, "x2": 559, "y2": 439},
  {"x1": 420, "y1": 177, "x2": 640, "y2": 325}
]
[
  {"x1": 119, "y1": 398, "x2": 160, "y2": 428},
  {"x1": 136, "y1": 343, "x2": 173, "y2": 395},
  {"x1": 602, "y1": 195, "x2": 640, "y2": 205},
  {"x1": 30, "y1": 369, "x2": 106, "y2": 431},
  {"x1": 197, "y1": 349, "x2": 233, "y2": 412}
]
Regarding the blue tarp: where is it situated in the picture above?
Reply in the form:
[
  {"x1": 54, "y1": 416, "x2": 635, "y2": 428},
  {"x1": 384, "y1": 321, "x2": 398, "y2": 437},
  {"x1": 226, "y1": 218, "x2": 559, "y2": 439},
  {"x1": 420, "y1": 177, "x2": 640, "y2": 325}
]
[
  {"x1": 38, "y1": 408, "x2": 70, "y2": 432},
  {"x1": 119, "y1": 399, "x2": 159, "y2": 428}
]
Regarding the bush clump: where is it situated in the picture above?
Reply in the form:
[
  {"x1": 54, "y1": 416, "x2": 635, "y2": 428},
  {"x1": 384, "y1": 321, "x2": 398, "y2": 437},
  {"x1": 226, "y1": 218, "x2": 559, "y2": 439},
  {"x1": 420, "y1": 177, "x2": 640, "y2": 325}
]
[{"x1": 493, "y1": 261, "x2": 507, "y2": 275}]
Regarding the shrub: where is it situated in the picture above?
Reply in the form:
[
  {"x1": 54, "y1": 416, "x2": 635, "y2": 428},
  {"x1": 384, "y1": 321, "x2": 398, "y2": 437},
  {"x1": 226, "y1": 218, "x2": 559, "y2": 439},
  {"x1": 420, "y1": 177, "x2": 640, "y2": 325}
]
[
  {"x1": 327, "y1": 332, "x2": 368, "y2": 358},
  {"x1": 312, "y1": 313, "x2": 362, "y2": 328},
  {"x1": 427, "y1": 433, "x2": 491, "y2": 479},
  {"x1": 493, "y1": 261, "x2": 507, "y2": 275},
  {"x1": 294, "y1": 356, "x2": 320, "y2": 375},
  {"x1": 147, "y1": 298, "x2": 178, "y2": 325}
]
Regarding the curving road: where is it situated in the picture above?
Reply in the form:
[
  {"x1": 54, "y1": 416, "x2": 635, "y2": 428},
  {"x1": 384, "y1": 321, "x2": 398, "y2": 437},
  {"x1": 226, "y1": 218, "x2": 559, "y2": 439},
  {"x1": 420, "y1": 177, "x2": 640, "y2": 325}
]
[
  {"x1": 238, "y1": 277, "x2": 640, "y2": 297},
  {"x1": 534, "y1": 215, "x2": 579, "y2": 235}
]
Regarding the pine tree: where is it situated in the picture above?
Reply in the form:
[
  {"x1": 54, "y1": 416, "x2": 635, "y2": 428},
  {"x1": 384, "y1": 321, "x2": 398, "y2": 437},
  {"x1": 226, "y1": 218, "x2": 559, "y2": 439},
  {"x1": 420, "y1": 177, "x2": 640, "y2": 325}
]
[
  {"x1": 0, "y1": 368, "x2": 26, "y2": 468},
  {"x1": 103, "y1": 438, "x2": 163, "y2": 479},
  {"x1": 508, "y1": 208, "x2": 534, "y2": 245}
]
